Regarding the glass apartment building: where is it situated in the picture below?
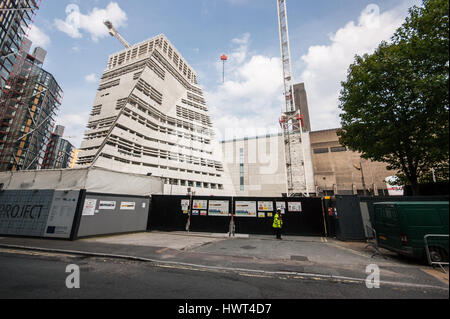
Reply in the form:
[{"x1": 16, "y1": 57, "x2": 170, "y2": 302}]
[{"x1": 0, "y1": 0, "x2": 40, "y2": 91}]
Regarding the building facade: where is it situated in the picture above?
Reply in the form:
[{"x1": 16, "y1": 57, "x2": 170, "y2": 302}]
[
  {"x1": 0, "y1": 0, "x2": 40, "y2": 93},
  {"x1": 310, "y1": 128, "x2": 396, "y2": 196},
  {"x1": 222, "y1": 80, "x2": 396, "y2": 197},
  {"x1": 76, "y1": 34, "x2": 231, "y2": 195},
  {"x1": 42, "y1": 125, "x2": 74, "y2": 169},
  {"x1": 0, "y1": 41, "x2": 63, "y2": 171},
  {"x1": 221, "y1": 131, "x2": 316, "y2": 197},
  {"x1": 222, "y1": 128, "x2": 397, "y2": 197},
  {"x1": 221, "y1": 133, "x2": 288, "y2": 197}
]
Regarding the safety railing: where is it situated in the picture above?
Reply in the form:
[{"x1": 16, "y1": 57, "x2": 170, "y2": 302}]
[
  {"x1": 365, "y1": 226, "x2": 387, "y2": 259},
  {"x1": 424, "y1": 234, "x2": 449, "y2": 273}
]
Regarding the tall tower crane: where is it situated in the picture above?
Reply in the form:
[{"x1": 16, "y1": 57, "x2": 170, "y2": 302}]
[
  {"x1": 104, "y1": 20, "x2": 131, "y2": 49},
  {"x1": 277, "y1": 0, "x2": 310, "y2": 197}
]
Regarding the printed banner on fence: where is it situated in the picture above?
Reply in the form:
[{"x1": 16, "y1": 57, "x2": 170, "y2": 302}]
[
  {"x1": 288, "y1": 202, "x2": 302, "y2": 212},
  {"x1": 193, "y1": 200, "x2": 208, "y2": 210},
  {"x1": 258, "y1": 201, "x2": 273, "y2": 212},
  {"x1": 82, "y1": 199, "x2": 97, "y2": 216},
  {"x1": 99, "y1": 201, "x2": 116, "y2": 210},
  {"x1": 276, "y1": 202, "x2": 286, "y2": 214},
  {"x1": 235, "y1": 201, "x2": 257, "y2": 217},
  {"x1": 208, "y1": 200, "x2": 229, "y2": 216},
  {"x1": 120, "y1": 202, "x2": 136, "y2": 211},
  {"x1": 181, "y1": 199, "x2": 190, "y2": 214}
]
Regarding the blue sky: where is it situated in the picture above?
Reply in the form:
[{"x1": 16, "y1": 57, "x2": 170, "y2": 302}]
[{"x1": 27, "y1": 0, "x2": 421, "y2": 147}]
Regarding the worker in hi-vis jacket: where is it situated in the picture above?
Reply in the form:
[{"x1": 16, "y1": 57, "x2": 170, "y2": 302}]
[{"x1": 273, "y1": 209, "x2": 283, "y2": 240}]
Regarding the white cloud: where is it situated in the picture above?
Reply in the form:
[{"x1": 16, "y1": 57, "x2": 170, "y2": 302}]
[
  {"x1": 56, "y1": 86, "x2": 98, "y2": 148},
  {"x1": 54, "y1": 2, "x2": 127, "y2": 42},
  {"x1": 27, "y1": 25, "x2": 51, "y2": 48},
  {"x1": 297, "y1": 1, "x2": 421, "y2": 131},
  {"x1": 56, "y1": 112, "x2": 90, "y2": 148},
  {"x1": 205, "y1": 33, "x2": 284, "y2": 140},
  {"x1": 205, "y1": 1, "x2": 421, "y2": 139},
  {"x1": 84, "y1": 73, "x2": 98, "y2": 83},
  {"x1": 230, "y1": 33, "x2": 250, "y2": 65}
]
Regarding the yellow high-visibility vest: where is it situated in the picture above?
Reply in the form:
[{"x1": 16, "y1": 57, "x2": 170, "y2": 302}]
[{"x1": 273, "y1": 213, "x2": 283, "y2": 229}]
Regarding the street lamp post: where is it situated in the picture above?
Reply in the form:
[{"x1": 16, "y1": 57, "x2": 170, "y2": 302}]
[{"x1": 354, "y1": 161, "x2": 368, "y2": 196}]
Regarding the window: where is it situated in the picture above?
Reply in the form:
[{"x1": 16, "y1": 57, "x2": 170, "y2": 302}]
[
  {"x1": 314, "y1": 148, "x2": 329, "y2": 154},
  {"x1": 331, "y1": 146, "x2": 347, "y2": 153}
]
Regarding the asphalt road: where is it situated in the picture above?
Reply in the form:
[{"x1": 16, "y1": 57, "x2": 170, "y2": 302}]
[{"x1": 0, "y1": 250, "x2": 448, "y2": 300}]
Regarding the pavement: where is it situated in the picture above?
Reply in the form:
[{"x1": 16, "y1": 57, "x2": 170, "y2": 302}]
[{"x1": 0, "y1": 231, "x2": 448, "y2": 292}]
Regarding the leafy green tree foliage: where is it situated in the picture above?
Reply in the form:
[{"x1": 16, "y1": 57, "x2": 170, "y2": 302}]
[{"x1": 338, "y1": 0, "x2": 449, "y2": 195}]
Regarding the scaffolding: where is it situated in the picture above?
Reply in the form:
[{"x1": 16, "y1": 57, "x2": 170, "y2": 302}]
[
  {"x1": 0, "y1": 1, "x2": 61, "y2": 172},
  {"x1": 0, "y1": 0, "x2": 41, "y2": 89},
  {"x1": 0, "y1": 57, "x2": 63, "y2": 171}
]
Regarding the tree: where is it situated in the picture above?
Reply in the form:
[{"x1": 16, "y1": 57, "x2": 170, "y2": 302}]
[{"x1": 337, "y1": 0, "x2": 449, "y2": 195}]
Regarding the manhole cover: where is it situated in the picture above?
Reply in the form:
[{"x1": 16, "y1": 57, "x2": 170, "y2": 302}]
[
  {"x1": 290, "y1": 255, "x2": 309, "y2": 261},
  {"x1": 240, "y1": 246, "x2": 257, "y2": 250}
]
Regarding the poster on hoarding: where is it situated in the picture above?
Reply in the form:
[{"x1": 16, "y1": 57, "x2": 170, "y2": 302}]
[
  {"x1": 99, "y1": 201, "x2": 116, "y2": 210},
  {"x1": 120, "y1": 202, "x2": 136, "y2": 211},
  {"x1": 193, "y1": 200, "x2": 208, "y2": 210},
  {"x1": 235, "y1": 201, "x2": 257, "y2": 217},
  {"x1": 82, "y1": 199, "x2": 97, "y2": 216},
  {"x1": 258, "y1": 212, "x2": 266, "y2": 218},
  {"x1": 181, "y1": 199, "x2": 190, "y2": 214},
  {"x1": 276, "y1": 202, "x2": 286, "y2": 214},
  {"x1": 208, "y1": 200, "x2": 229, "y2": 216},
  {"x1": 288, "y1": 202, "x2": 302, "y2": 212},
  {"x1": 258, "y1": 201, "x2": 273, "y2": 212}
]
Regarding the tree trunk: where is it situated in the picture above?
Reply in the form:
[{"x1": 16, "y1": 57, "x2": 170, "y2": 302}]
[{"x1": 410, "y1": 180, "x2": 421, "y2": 196}]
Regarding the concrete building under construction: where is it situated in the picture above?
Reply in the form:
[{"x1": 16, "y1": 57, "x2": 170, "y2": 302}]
[{"x1": 76, "y1": 33, "x2": 232, "y2": 196}]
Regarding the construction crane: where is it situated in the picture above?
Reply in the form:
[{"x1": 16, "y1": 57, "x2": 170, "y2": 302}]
[
  {"x1": 277, "y1": 0, "x2": 310, "y2": 197},
  {"x1": 104, "y1": 20, "x2": 131, "y2": 49}
]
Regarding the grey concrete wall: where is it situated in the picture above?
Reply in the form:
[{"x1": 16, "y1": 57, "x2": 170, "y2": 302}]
[{"x1": 77, "y1": 193, "x2": 150, "y2": 238}]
